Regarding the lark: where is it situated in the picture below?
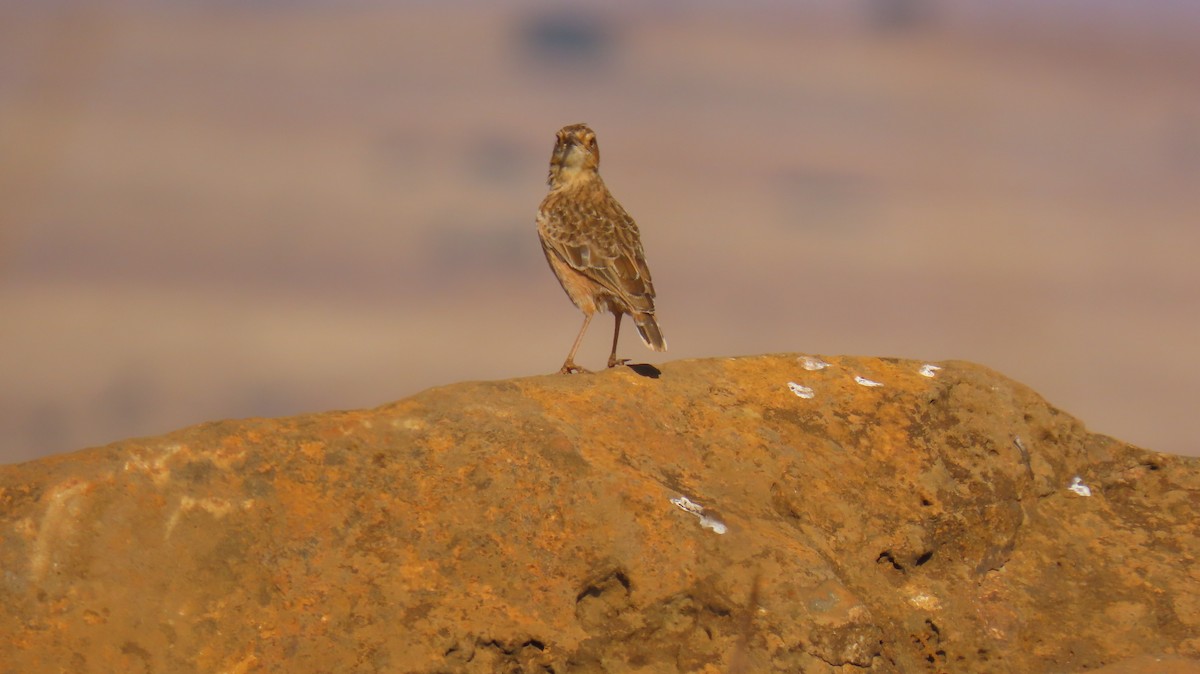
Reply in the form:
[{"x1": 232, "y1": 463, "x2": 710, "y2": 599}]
[{"x1": 536, "y1": 123, "x2": 666, "y2": 374}]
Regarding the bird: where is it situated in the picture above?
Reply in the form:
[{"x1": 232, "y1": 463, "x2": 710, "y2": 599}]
[{"x1": 536, "y1": 123, "x2": 667, "y2": 374}]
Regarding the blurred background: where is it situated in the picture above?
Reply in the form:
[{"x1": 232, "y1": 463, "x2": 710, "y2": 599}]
[{"x1": 2, "y1": 0, "x2": 1198, "y2": 463}]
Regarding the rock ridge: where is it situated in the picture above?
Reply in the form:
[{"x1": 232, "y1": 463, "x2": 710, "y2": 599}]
[{"x1": 1, "y1": 354, "x2": 1197, "y2": 673}]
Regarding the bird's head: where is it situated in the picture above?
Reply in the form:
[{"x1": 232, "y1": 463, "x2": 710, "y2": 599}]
[{"x1": 548, "y1": 123, "x2": 600, "y2": 186}]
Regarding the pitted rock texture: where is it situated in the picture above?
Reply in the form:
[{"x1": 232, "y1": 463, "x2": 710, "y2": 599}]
[{"x1": 1, "y1": 354, "x2": 1197, "y2": 673}]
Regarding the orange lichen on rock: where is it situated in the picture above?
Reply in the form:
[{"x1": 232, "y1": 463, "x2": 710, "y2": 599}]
[{"x1": 1, "y1": 354, "x2": 1197, "y2": 673}]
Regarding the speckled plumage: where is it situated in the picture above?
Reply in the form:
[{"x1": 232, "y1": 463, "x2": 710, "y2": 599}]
[{"x1": 536, "y1": 123, "x2": 666, "y2": 374}]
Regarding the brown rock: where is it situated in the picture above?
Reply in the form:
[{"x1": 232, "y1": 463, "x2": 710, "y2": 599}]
[{"x1": 1, "y1": 355, "x2": 1197, "y2": 673}]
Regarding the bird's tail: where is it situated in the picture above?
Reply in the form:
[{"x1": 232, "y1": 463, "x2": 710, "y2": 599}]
[{"x1": 633, "y1": 313, "x2": 667, "y2": 352}]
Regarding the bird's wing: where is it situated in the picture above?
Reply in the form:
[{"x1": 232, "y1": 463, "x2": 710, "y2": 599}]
[
  {"x1": 610, "y1": 201, "x2": 655, "y2": 297},
  {"x1": 539, "y1": 193, "x2": 656, "y2": 310}
]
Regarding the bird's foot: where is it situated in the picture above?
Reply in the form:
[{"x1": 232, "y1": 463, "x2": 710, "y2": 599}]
[
  {"x1": 607, "y1": 357, "x2": 631, "y2": 369},
  {"x1": 559, "y1": 361, "x2": 592, "y2": 374}
]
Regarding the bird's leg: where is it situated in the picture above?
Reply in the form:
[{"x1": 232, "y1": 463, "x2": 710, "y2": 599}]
[
  {"x1": 560, "y1": 313, "x2": 594, "y2": 374},
  {"x1": 607, "y1": 312, "x2": 630, "y2": 368}
]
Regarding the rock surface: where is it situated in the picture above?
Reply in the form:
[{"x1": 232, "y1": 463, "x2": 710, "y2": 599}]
[{"x1": 1, "y1": 354, "x2": 1197, "y2": 673}]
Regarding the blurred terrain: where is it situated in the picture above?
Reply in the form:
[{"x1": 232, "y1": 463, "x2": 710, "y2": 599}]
[{"x1": 2, "y1": 0, "x2": 1198, "y2": 462}]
